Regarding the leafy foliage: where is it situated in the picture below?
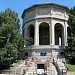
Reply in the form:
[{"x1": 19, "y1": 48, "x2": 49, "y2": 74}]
[
  {"x1": 0, "y1": 43, "x2": 18, "y2": 68},
  {"x1": 24, "y1": 37, "x2": 33, "y2": 45},
  {"x1": 65, "y1": 7, "x2": 75, "y2": 63},
  {"x1": 0, "y1": 8, "x2": 22, "y2": 69},
  {"x1": 65, "y1": 63, "x2": 75, "y2": 72}
]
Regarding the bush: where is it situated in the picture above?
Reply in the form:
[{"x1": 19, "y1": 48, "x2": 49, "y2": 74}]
[{"x1": 0, "y1": 43, "x2": 18, "y2": 69}]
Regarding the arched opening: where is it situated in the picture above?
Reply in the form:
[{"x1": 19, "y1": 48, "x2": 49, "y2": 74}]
[
  {"x1": 28, "y1": 25, "x2": 34, "y2": 45},
  {"x1": 55, "y1": 23, "x2": 64, "y2": 46},
  {"x1": 39, "y1": 22, "x2": 50, "y2": 45}
]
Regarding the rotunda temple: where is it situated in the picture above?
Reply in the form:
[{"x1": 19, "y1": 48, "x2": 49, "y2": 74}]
[{"x1": 21, "y1": 2, "x2": 69, "y2": 60}]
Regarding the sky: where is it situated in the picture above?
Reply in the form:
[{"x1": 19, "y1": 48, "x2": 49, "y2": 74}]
[{"x1": 0, "y1": 0, "x2": 75, "y2": 26}]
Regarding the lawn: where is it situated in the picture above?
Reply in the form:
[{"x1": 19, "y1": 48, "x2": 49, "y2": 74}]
[{"x1": 65, "y1": 63, "x2": 75, "y2": 72}]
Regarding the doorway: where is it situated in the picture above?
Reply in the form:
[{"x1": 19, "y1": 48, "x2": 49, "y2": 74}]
[
  {"x1": 37, "y1": 64, "x2": 45, "y2": 69},
  {"x1": 55, "y1": 23, "x2": 64, "y2": 45},
  {"x1": 39, "y1": 22, "x2": 50, "y2": 45}
]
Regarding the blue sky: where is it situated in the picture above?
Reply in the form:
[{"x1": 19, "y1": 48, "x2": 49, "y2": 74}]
[{"x1": 0, "y1": 0, "x2": 75, "y2": 25}]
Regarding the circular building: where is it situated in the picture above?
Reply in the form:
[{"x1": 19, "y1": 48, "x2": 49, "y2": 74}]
[{"x1": 21, "y1": 3, "x2": 69, "y2": 59}]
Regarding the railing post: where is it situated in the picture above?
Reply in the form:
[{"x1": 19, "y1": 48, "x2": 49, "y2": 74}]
[{"x1": 62, "y1": 69, "x2": 67, "y2": 75}]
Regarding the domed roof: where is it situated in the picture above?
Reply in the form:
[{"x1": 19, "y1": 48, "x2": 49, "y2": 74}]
[{"x1": 22, "y1": 2, "x2": 69, "y2": 18}]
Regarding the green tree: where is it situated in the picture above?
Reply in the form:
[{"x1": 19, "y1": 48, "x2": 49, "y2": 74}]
[
  {"x1": 0, "y1": 8, "x2": 22, "y2": 69},
  {"x1": 65, "y1": 7, "x2": 75, "y2": 63},
  {"x1": 0, "y1": 43, "x2": 18, "y2": 68}
]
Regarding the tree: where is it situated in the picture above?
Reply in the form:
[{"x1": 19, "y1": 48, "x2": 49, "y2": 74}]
[
  {"x1": 24, "y1": 37, "x2": 33, "y2": 45},
  {"x1": 0, "y1": 8, "x2": 22, "y2": 69},
  {"x1": 0, "y1": 43, "x2": 18, "y2": 68},
  {"x1": 65, "y1": 7, "x2": 75, "y2": 64}
]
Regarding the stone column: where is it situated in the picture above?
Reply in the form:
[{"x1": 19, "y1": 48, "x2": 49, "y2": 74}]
[
  {"x1": 50, "y1": 18, "x2": 55, "y2": 45},
  {"x1": 49, "y1": 24, "x2": 51, "y2": 45},
  {"x1": 65, "y1": 21, "x2": 68, "y2": 46},
  {"x1": 34, "y1": 20, "x2": 39, "y2": 45},
  {"x1": 60, "y1": 25, "x2": 63, "y2": 46},
  {"x1": 61, "y1": 24, "x2": 65, "y2": 46}
]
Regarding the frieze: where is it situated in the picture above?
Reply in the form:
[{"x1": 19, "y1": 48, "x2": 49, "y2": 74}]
[
  {"x1": 53, "y1": 8, "x2": 64, "y2": 17},
  {"x1": 37, "y1": 8, "x2": 50, "y2": 15}
]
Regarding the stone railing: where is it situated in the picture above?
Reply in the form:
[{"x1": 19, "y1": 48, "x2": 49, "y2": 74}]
[
  {"x1": 10, "y1": 60, "x2": 25, "y2": 75},
  {"x1": 45, "y1": 70, "x2": 57, "y2": 75},
  {"x1": 0, "y1": 60, "x2": 25, "y2": 75},
  {"x1": 53, "y1": 58, "x2": 67, "y2": 75},
  {"x1": 23, "y1": 45, "x2": 65, "y2": 50}
]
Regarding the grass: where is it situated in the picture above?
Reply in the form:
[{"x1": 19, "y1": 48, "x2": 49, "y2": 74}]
[{"x1": 65, "y1": 63, "x2": 75, "y2": 72}]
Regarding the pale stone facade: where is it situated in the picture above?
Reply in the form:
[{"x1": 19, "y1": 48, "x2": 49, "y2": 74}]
[{"x1": 21, "y1": 3, "x2": 69, "y2": 59}]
